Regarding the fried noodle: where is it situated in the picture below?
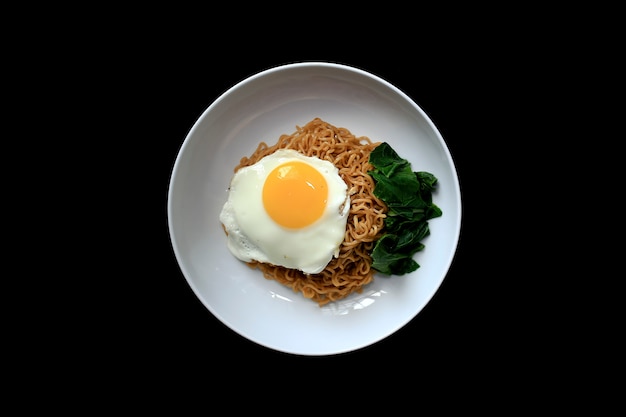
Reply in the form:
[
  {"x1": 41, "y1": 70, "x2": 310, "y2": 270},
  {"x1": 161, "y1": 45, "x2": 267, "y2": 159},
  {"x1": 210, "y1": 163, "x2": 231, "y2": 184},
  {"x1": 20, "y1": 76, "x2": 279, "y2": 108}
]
[{"x1": 232, "y1": 117, "x2": 387, "y2": 306}]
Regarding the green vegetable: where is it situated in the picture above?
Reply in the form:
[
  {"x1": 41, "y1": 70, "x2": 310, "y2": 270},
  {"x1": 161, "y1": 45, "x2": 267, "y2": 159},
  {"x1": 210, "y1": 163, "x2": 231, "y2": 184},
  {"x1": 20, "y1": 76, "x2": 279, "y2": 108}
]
[{"x1": 368, "y1": 142, "x2": 442, "y2": 275}]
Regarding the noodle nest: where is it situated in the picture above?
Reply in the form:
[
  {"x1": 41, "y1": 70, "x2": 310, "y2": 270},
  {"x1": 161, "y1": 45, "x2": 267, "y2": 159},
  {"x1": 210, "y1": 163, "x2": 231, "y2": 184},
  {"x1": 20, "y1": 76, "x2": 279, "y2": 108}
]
[{"x1": 231, "y1": 117, "x2": 387, "y2": 306}]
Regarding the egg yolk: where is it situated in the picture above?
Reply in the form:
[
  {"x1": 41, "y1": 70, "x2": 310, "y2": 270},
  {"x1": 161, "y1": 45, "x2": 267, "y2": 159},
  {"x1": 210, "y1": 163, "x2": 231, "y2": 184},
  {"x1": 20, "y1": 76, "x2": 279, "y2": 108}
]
[{"x1": 263, "y1": 161, "x2": 328, "y2": 228}]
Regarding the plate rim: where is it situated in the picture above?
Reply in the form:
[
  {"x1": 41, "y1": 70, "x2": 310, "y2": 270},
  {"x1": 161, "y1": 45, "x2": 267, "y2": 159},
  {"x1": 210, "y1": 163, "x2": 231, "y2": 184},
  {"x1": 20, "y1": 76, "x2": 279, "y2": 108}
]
[{"x1": 167, "y1": 61, "x2": 462, "y2": 355}]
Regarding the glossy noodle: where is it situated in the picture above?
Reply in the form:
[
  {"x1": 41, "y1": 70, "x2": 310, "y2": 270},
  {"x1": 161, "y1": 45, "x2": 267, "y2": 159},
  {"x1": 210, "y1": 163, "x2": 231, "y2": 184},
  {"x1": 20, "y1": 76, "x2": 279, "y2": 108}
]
[{"x1": 232, "y1": 117, "x2": 387, "y2": 306}]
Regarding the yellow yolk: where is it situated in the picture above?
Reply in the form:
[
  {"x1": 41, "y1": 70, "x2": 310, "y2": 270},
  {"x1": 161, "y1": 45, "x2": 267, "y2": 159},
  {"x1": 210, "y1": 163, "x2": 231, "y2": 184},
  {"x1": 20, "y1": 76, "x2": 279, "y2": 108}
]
[{"x1": 263, "y1": 161, "x2": 328, "y2": 228}]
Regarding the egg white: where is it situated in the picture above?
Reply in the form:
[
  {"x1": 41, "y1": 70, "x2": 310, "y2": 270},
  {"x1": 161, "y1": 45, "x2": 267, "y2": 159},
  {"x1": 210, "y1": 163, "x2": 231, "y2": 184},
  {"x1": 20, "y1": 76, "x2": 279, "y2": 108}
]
[{"x1": 219, "y1": 149, "x2": 350, "y2": 274}]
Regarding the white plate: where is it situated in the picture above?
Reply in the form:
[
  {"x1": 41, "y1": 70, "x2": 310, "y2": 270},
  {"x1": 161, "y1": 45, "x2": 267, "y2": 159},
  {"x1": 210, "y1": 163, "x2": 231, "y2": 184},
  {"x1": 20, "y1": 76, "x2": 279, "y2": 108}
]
[{"x1": 167, "y1": 62, "x2": 462, "y2": 355}]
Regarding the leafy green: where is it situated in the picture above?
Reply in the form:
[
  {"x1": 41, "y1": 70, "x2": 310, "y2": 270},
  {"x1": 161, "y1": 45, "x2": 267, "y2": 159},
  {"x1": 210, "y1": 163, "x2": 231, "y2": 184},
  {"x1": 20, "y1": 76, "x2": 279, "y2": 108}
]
[{"x1": 368, "y1": 142, "x2": 443, "y2": 275}]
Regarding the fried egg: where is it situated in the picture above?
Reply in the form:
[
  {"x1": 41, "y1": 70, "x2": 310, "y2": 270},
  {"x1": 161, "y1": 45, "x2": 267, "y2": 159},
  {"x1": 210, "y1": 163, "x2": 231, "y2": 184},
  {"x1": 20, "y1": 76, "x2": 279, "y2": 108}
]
[{"x1": 219, "y1": 149, "x2": 350, "y2": 274}]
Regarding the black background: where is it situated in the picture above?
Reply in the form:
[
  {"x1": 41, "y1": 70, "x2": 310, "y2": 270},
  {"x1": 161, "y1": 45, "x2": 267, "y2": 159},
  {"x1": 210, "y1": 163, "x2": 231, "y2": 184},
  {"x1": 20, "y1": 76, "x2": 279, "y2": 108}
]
[
  {"x1": 8, "y1": 5, "x2": 621, "y2": 409},
  {"x1": 12, "y1": 7, "x2": 622, "y2": 408}
]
